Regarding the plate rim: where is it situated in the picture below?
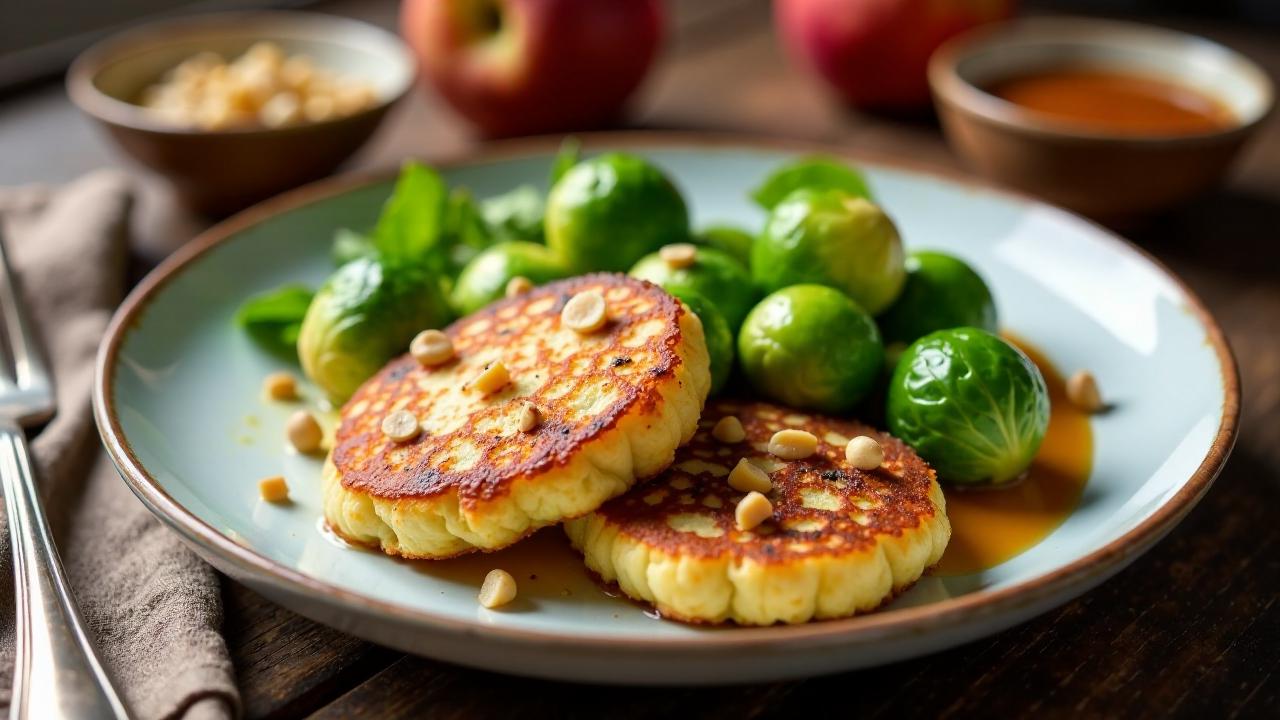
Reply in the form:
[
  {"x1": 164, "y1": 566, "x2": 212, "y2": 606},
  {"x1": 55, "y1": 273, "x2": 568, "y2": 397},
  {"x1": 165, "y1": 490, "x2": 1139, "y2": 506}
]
[{"x1": 93, "y1": 131, "x2": 1240, "y2": 650}]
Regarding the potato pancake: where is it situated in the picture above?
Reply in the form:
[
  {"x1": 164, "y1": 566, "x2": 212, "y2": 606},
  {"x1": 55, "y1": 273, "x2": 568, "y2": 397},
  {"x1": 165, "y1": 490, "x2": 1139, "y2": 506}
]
[
  {"x1": 324, "y1": 274, "x2": 711, "y2": 558},
  {"x1": 565, "y1": 400, "x2": 950, "y2": 625}
]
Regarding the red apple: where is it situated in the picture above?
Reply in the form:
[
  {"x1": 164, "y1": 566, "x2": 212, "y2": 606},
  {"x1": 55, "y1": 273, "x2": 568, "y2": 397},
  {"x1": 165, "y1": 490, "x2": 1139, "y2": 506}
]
[
  {"x1": 775, "y1": 0, "x2": 1015, "y2": 110},
  {"x1": 401, "y1": 0, "x2": 665, "y2": 137}
]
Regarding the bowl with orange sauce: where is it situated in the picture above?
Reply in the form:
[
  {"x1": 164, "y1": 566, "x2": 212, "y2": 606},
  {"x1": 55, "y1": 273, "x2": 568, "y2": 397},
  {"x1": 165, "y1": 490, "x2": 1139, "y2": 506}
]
[{"x1": 929, "y1": 17, "x2": 1273, "y2": 221}]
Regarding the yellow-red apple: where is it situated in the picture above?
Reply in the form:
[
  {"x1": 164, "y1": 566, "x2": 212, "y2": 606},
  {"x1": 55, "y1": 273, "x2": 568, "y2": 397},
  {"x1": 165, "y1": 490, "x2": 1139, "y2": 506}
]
[{"x1": 402, "y1": 0, "x2": 664, "y2": 137}]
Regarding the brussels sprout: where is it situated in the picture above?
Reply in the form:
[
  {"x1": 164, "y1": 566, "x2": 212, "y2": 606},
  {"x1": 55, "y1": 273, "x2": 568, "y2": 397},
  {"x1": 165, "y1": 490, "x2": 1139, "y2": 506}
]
[
  {"x1": 879, "y1": 251, "x2": 998, "y2": 345},
  {"x1": 753, "y1": 189, "x2": 906, "y2": 315},
  {"x1": 545, "y1": 153, "x2": 689, "y2": 273},
  {"x1": 886, "y1": 328, "x2": 1049, "y2": 486},
  {"x1": 451, "y1": 241, "x2": 569, "y2": 315},
  {"x1": 738, "y1": 285, "x2": 883, "y2": 413},
  {"x1": 692, "y1": 224, "x2": 754, "y2": 267},
  {"x1": 479, "y1": 185, "x2": 545, "y2": 244},
  {"x1": 751, "y1": 156, "x2": 873, "y2": 210},
  {"x1": 629, "y1": 246, "x2": 758, "y2": 331},
  {"x1": 298, "y1": 256, "x2": 453, "y2": 403},
  {"x1": 667, "y1": 288, "x2": 734, "y2": 397}
]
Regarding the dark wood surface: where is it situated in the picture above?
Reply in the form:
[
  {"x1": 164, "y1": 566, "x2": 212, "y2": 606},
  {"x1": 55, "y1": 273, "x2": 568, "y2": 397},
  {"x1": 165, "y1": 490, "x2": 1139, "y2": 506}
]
[{"x1": 3, "y1": 0, "x2": 1277, "y2": 717}]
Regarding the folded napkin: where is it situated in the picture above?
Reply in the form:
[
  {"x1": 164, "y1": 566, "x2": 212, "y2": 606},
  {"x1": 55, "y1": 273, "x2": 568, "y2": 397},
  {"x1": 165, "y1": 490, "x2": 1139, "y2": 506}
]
[{"x1": 0, "y1": 172, "x2": 238, "y2": 719}]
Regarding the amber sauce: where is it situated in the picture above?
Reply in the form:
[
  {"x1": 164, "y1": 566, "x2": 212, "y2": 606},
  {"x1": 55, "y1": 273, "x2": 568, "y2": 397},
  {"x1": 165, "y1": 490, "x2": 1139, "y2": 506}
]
[
  {"x1": 935, "y1": 336, "x2": 1092, "y2": 575},
  {"x1": 987, "y1": 67, "x2": 1233, "y2": 135}
]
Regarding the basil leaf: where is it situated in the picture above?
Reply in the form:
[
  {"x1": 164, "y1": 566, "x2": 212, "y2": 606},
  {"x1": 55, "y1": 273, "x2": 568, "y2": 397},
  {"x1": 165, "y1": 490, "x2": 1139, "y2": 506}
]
[
  {"x1": 236, "y1": 284, "x2": 314, "y2": 362},
  {"x1": 372, "y1": 161, "x2": 448, "y2": 270}
]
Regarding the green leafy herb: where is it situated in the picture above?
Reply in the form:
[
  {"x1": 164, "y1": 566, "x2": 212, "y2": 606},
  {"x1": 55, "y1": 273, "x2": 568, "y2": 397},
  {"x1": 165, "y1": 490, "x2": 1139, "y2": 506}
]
[
  {"x1": 371, "y1": 161, "x2": 449, "y2": 270},
  {"x1": 751, "y1": 156, "x2": 873, "y2": 210},
  {"x1": 331, "y1": 227, "x2": 373, "y2": 266},
  {"x1": 235, "y1": 284, "x2": 314, "y2": 362}
]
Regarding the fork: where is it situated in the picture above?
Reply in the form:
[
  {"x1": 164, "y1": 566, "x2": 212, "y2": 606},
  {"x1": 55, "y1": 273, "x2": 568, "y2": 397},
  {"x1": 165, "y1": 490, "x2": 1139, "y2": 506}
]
[{"x1": 0, "y1": 232, "x2": 129, "y2": 719}]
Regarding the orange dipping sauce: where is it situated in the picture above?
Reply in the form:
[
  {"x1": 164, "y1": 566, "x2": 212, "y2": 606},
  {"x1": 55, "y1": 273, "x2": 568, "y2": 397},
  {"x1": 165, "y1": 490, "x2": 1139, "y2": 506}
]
[
  {"x1": 935, "y1": 337, "x2": 1092, "y2": 575},
  {"x1": 987, "y1": 67, "x2": 1233, "y2": 136}
]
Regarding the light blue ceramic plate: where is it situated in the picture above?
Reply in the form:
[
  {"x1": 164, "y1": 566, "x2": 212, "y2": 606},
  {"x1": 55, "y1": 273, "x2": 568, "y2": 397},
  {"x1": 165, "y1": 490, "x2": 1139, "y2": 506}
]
[{"x1": 94, "y1": 134, "x2": 1238, "y2": 684}]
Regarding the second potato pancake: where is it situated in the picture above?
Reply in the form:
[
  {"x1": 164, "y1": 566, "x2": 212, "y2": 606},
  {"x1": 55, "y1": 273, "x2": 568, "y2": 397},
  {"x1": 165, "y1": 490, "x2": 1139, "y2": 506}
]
[
  {"x1": 325, "y1": 274, "x2": 711, "y2": 559},
  {"x1": 565, "y1": 400, "x2": 950, "y2": 625}
]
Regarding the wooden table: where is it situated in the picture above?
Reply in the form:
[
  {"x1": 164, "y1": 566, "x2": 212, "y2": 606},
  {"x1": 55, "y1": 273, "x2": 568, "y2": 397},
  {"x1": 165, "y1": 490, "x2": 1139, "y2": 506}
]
[{"x1": 2, "y1": 0, "x2": 1277, "y2": 717}]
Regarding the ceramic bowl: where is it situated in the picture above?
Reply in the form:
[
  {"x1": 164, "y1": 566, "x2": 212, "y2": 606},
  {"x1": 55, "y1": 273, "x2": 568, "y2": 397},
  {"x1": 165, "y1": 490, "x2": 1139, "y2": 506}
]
[
  {"x1": 67, "y1": 11, "x2": 415, "y2": 216},
  {"x1": 929, "y1": 17, "x2": 1273, "y2": 222}
]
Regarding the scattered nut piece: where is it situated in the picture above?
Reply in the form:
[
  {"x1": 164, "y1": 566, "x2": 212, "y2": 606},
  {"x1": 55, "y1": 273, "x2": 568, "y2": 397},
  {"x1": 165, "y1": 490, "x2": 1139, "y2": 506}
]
[
  {"x1": 711, "y1": 416, "x2": 746, "y2": 444},
  {"x1": 286, "y1": 410, "x2": 324, "y2": 454},
  {"x1": 263, "y1": 371, "x2": 298, "y2": 401},
  {"x1": 561, "y1": 290, "x2": 607, "y2": 333},
  {"x1": 845, "y1": 435, "x2": 884, "y2": 470},
  {"x1": 478, "y1": 569, "x2": 518, "y2": 609},
  {"x1": 728, "y1": 458, "x2": 772, "y2": 494},
  {"x1": 381, "y1": 409, "x2": 421, "y2": 442},
  {"x1": 1066, "y1": 370, "x2": 1105, "y2": 413},
  {"x1": 769, "y1": 429, "x2": 818, "y2": 460},
  {"x1": 505, "y1": 275, "x2": 534, "y2": 298},
  {"x1": 258, "y1": 476, "x2": 289, "y2": 503},
  {"x1": 659, "y1": 243, "x2": 698, "y2": 269},
  {"x1": 471, "y1": 361, "x2": 510, "y2": 395},
  {"x1": 735, "y1": 491, "x2": 773, "y2": 530},
  {"x1": 410, "y1": 329, "x2": 454, "y2": 367},
  {"x1": 517, "y1": 401, "x2": 540, "y2": 433}
]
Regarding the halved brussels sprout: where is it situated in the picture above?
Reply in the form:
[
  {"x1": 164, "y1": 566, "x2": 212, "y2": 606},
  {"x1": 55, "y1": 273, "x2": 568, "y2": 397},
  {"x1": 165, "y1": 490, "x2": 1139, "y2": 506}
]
[
  {"x1": 737, "y1": 284, "x2": 883, "y2": 413},
  {"x1": 886, "y1": 328, "x2": 1049, "y2": 486},
  {"x1": 879, "y1": 250, "x2": 998, "y2": 346},
  {"x1": 752, "y1": 188, "x2": 906, "y2": 315},
  {"x1": 545, "y1": 153, "x2": 689, "y2": 273},
  {"x1": 298, "y1": 256, "x2": 454, "y2": 403}
]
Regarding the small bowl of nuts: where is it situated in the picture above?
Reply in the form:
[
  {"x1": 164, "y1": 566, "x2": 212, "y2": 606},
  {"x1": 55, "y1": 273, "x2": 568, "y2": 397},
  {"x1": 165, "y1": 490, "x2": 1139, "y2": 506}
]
[{"x1": 68, "y1": 11, "x2": 414, "y2": 215}]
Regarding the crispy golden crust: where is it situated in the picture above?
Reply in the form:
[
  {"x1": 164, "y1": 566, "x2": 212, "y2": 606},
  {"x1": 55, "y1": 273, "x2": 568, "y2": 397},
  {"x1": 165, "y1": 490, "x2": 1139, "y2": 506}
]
[
  {"x1": 565, "y1": 400, "x2": 950, "y2": 625},
  {"x1": 326, "y1": 274, "x2": 711, "y2": 557}
]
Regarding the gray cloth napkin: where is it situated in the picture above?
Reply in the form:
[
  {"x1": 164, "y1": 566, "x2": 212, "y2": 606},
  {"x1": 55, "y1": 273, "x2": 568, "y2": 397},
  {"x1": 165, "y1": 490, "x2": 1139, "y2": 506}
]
[{"x1": 0, "y1": 171, "x2": 239, "y2": 719}]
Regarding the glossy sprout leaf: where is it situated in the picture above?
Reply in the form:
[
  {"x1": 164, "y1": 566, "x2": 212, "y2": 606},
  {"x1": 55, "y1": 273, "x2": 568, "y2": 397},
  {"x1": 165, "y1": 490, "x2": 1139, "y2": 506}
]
[
  {"x1": 372, "y1": 161, "x2": 448, "y2": 270},
  {"x1": 886, "y1": 328, "x2": 1050, "y2": 486},
  {"x1": 235, "y1": 284, "x2": 314, "y2": 362},
  {"x1": 751, "y1": 156, "x2": 873, "y2": 210}
]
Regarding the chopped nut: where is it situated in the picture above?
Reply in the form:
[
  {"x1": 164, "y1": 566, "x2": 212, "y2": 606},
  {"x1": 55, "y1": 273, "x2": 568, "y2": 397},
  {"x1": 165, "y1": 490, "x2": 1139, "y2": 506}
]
[
  {"x1": 381, "y1": 410, "x2": 421, "y2": 442},
  {"x1": 286, "y1": 410, "x2": 324, "y2": 454},
  {"x1": 659, "y1": 243, "x2": 698, "y2": 269},
  {"x1": 711, "y1": 415, "x2": 746, "y2": 444},
  {"x1": 410, "y1": 329, "x2": 454, "y2": 367},
  {"x1": 1067, "y1": 370, "x2": 1105, "y2": 413},
  {"x1": 769, "y1": 429, "x2": 817, "y2": 460},
  {"x1": 258, "y1": 476, "x2": 289, "y2": 503},
  {"x1": 845, "y1": 435, "x2": 884, "y2": 470},
  {"x1": 561, "y1": 290, "x2": 607, "y2": 333},
  {"x1": 471, "y1": 361, "x2": 510, "y2": 395},
  {"x1": 505, "y1": 276, "x2": 534, "y2": 298},
  {"x1": 263, "y1": 371, "x2": 298, "y2": 401},
  {"x1": 478, "y1": 569, "x2": 518, "y2": 609},
  {"x1": 735, "y1": 491, "x2": 773, "y2": 530},
  {"x1": 728, "y1": 458, "x2": 772, "y2": 494},
  {"x1": 517, "y1": 401, "x2": 540, "y2": 432}
]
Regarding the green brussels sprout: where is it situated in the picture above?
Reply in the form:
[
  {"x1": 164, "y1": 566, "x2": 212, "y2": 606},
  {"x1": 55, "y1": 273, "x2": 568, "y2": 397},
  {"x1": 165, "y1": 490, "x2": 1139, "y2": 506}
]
[
  {"x1": 752, "y1": 189, "x2": 906, "y2": 315},
  {"x1": 738, "y1": 285, "x2": 883, "y2": 413},
  {"x1": 545, "y1": 153, "x2": 689, "y2": 273},
  {"x1": 667, "y1": 288, "x2": 733, "y2": 397},
  {"x1": 692, "y1": 224, "x2": 754, "y2": 267},
  {"x1": 629, "y1": 246, "x2": 759, "y2": 331},
  {"x1": 451, "y1": 241, "x2": 569, "y2": 315},
  {"x1": 751, "y1": 155, "x2": 873, "y2": 210},
  {"x1": 298, "y1": 256, "x2": 453, "y2": 403},
  {"x1": 886, "y1": 327, "x2": 1050, "y2": 487},
  {"x1": 878, "y1": 251, "x2": 998, "y2": 345}
]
